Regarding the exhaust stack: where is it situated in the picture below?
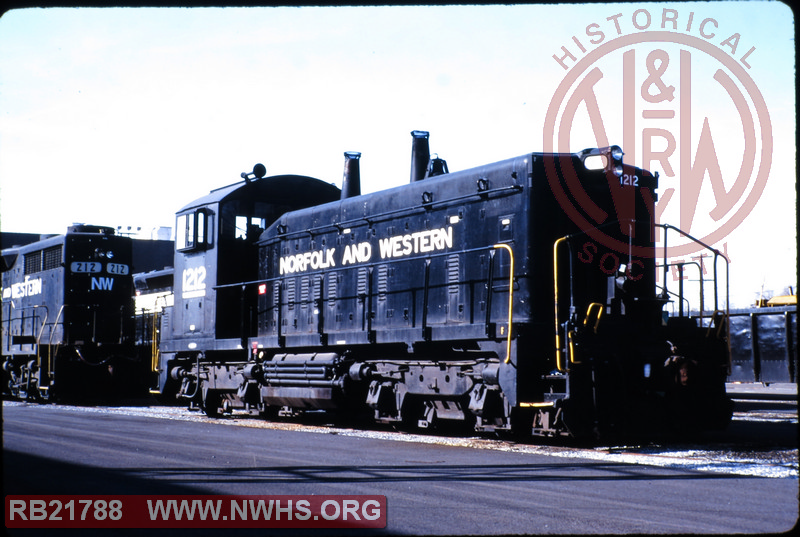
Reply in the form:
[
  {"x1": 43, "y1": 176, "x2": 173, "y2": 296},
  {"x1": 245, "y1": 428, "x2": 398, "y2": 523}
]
[
  {"x1": 341, "y1": 151, "x2": 361, "y2": 200},
  {"x1": 409, "y1": 130, "x2": 430, "y2": 183}
]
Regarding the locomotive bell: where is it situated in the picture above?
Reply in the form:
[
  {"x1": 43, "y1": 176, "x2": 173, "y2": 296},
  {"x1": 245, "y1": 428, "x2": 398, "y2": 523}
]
[{"x1": 427, "y1": 154, "x2": 449, "y2": 177}]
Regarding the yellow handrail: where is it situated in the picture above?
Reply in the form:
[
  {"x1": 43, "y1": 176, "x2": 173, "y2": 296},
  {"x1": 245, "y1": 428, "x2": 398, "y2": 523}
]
[
  {"x1": 553, "y1": 237, "x2": 567, "y2": 372},
  {"x1": 567, "y1": 328, "x2": 579, "y2": 364},
  {"x1": 568, "y1": 303, "x2": 604, "y2": 366},
  {"x1": 584, "y1": 302, "x2": 603, "y2": 334},
  {"x1": 705, "y1": 309, "x2": 727, "y2": 339},
  {"x1": 493, "y1": 244, "x2": 514, "y2": 364},
  {"x1": 148, "y1": 295, "x2": 168, "y2": 394},
  {"x1": 151, "y1": 311, "x2": 159, "y2": 373}
]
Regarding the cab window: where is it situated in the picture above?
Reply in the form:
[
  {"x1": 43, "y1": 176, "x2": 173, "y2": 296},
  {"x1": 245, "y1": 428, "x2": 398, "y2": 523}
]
[
  {"x1": 235, "y1": 216, "x2": 267, "y2": 241},
  {"x1": 177, "y1": 210, "x2": 212, "y2": 251}
]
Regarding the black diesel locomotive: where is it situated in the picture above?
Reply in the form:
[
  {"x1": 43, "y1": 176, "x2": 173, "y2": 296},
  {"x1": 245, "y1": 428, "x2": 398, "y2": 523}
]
[
  {"x1": 157, "y1": 131, "x2": 733, "y2": 439},
  {"x1": 1, "y1": 225, "x2": 136, "y2": 400}
]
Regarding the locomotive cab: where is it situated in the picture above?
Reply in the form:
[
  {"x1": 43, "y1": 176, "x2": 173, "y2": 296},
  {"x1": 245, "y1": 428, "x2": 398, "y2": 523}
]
[{"x1": 157, "y1": 166, "x2": 341, "y2": 399}]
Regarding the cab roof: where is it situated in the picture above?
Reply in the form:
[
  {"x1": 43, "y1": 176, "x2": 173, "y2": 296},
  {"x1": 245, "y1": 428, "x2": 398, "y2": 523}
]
[{"x1": 177, "y1": 174, "x2": 341, "y2": 213}]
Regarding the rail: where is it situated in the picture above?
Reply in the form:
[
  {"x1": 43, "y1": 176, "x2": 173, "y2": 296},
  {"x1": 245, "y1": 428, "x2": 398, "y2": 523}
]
[
  {"x1": 656, "y1": 223, "x2": 730, "y2": 317},
  {"x1": 136, "y1": 294, "x2": 169, "y2": 394},
  {"x1": 552, "y1": 220, "x2": 637, "y2": 372},
  {"x1": 151, "y1": 309, "x2": 160, "y2": 374},
  {"x1": 34, "y1": 305, "x2": 49, "y2": 375},
  {"x1": 553, "y1": 236, "x2": 568, "y2": 372},
  {"x1": 150, "y1": 294, "x2": 169, "y2": 375},
  {"x1": 553, "y1": 221, "x2": 731, "y2": 373},
  {"x1": 2, "y1": 303, "x2": 50, "y2": 357},
  {"x1": 45, "y1": 305, "x2": 64, "y2": 381},
  {"x1": 1, "y1": 303, "x2": 56, "y2": 396},
  {"x1": 493, "y1": 243, "x2": 515, "y2": 364},
  {"x1": 655, "y1": 223, "x2": 731, "y2": 373},
  {"x1": 584, "y1": 302, "x2": 603, "y2": 334},
  {"x1": 659, "y1": 261, "x2": 703, "y2": 318}
]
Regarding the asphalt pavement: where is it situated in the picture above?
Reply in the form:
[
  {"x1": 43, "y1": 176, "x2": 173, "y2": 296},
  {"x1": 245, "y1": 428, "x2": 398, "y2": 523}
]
[{"x1": 4, "y1": 402, "x2": 798, "y2": 536}]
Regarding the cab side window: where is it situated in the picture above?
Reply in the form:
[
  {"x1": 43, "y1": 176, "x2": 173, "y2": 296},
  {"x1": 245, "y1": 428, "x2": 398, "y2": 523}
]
[
  {"x1": 235, "y1": 216, "x2": 267, "y2": 241},
  {"x1": 177, "y1": 210, "x2": 213, "y2": 251}
]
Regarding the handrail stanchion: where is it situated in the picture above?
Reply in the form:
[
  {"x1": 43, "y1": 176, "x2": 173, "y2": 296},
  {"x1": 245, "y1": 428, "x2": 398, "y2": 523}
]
[{"x1": 493, "y1": 244, "x2": 515, "y2": 365}]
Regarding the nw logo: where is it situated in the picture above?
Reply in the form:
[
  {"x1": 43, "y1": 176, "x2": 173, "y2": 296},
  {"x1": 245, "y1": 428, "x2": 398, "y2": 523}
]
[{"x1": 91, "y1": 277, "x2": 114, "y2": 291}]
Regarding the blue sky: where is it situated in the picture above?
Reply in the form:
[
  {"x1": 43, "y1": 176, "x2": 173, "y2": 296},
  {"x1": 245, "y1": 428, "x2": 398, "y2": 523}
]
[{"x1": 0, "y1": 3, "x2": 795, "y2": 307}]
